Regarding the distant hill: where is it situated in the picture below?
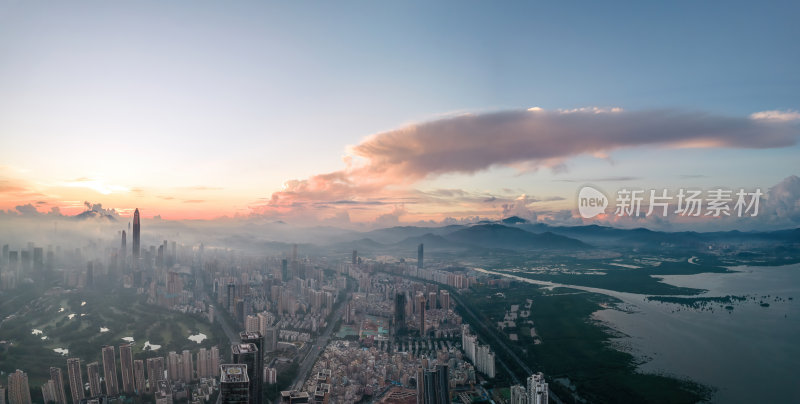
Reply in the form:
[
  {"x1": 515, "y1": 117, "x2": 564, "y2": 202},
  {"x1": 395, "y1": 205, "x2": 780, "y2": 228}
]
[
  {"x1": 508, "y1": 222, "x2": 800, "y2": 249},
  {"x1": 218, "y1": 234, "x2": 311, "y2": 254},
  {"x1": 73, "y1": 210, "x2": 117, "y2": 221},
  {"x1": 393, "y1": 233, "x2": 467, "y2": 250},
  {"x1": 306, "y1": 219, "x2": 798, "y2": 254},
  {"x1": 444, "y1": 223, "x2": 588, "y2": 250},
  {"x1": 329, "y1": 237, "x2": 385, "y2": 251},
  {"x1": 501, "y1": 216, "x2": 529, "y2": 224},
  {"x1": 361, "y1": 225, "x2": 465, "y2": 244}
]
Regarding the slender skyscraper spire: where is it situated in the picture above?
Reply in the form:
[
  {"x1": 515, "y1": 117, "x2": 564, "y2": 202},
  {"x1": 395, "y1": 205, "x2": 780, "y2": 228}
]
[
  {"x1": 121, "y1": 230, "x2": 127, "y2": 266},
  {"x1": 132, "y1": 208, "x2": 141, "y2": 261}
]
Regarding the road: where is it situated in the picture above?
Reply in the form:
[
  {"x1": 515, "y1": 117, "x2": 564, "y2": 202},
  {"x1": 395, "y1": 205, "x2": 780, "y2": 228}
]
[
  {"x1": 290, "y1": 299, "x2": 349, "y2": 390},
  {"x1": 213, "y1": 304, "x2": 240, "y2": 346}
]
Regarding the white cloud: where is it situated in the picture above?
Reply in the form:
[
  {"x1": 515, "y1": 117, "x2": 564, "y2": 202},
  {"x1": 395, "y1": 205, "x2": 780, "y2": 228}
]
[{"x1": 749, "y1": 110, "x2": 800, "y2": 122}]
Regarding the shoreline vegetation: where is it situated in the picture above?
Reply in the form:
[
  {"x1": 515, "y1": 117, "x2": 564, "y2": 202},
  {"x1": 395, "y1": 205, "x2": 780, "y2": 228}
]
[
  {"x1": 460, "y1": 283, "x2": 711, "y2": 403},
  {"x1": 490, "y1": 260, "x2": 732, "y2": 296},
  {"x1": 647, "y1": 294, "x2": 791, "y2": 311}
]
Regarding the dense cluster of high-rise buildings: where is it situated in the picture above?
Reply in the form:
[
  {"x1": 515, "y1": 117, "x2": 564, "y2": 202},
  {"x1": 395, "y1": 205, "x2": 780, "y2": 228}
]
[
  {"x1": 0, "y1": 242, "x2": 50, "y2": 290},
  {"x1": 7, "y1": 344, "x2": 222, "y2": 404},
  {"x1": 0, "y1": 209, "x2": 560, "y2": 404}
]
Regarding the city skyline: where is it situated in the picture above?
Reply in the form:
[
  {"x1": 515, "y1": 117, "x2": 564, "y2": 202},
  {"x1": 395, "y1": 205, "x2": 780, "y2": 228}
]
[
  {"x1": 0, "y1": 3, "x2": 798, "y2": 403},
  {"x1": 0, "y1": 188, "x2": 797, "y2": 403}
]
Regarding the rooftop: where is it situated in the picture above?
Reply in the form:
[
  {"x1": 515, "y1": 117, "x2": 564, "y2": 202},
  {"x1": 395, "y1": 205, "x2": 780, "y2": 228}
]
[
  {"x1": 240, "y1": 331, "x2": 262, "y2": 340},
  {"x1": 220, "y1": 364, "x2": 249, "y2": 383},
  {"x1": 231, "y1": 343, "x2": 258, "y2": 355},
  {"x1": 280, "y1": 390, "x2": 310, "y2": 399}
]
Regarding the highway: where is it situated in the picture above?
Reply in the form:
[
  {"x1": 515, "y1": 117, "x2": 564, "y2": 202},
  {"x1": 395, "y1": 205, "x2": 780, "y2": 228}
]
[{"x1": 290, "y1": 298, "x2": 349, "y2": 390}]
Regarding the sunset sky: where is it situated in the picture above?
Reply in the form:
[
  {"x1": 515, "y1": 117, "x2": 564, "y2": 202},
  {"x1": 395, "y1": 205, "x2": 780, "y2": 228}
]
[{"x1": 1, "y1": 1, "x2": 798, "y2": 227}]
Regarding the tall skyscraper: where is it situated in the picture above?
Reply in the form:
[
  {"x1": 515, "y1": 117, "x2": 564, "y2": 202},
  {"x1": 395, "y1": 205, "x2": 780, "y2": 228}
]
[
  {"x1": 182, "y1": 350, "x2": 194, "y2": 382},
  {"x1": 526, "y1": 372, "x2": 548, "y2": 404},
  {"x1": 240, "y1": 331, "x2": 264, "y2": 355},
  {"x1": 41, "y1": 380, "x2": 57, "y2": 404},
  {"x1": 132, "y1": 208, "x2": 141, "y2": 261},
  {"x1": 48, "y1": 367, "x2": 67, "y2": 404},
  {"x1": 167, "y1": 271, "x2": 182, "y2": 308},
  {"x1": 197, "y1": 348, "x2": 209, "y2": 378},
  {"x1": 241, "y1": 331, "x2": 265, "y2": 401},
  {"x1": 245, "y1": 315, "x2": 259, "y2": 333},
  {"x1": 435, "y1": 365, "x2": 449, "y2": 404},
  {"x1": 66, "y1": 358, "x2": 84, "y2": 403},
  {"x1": 510, "y1": 385, "x2": 526, "y2": 404},
  {"x1": 264, "y1": 327, "x2": 279, "y2": 353},
  {"x1": 422, "y1": 367, "x2": 436, "y2": 404},
  {"x1": 121, "y1": 230, "x2": 127, "y2": 263},
  {"x1": 419, "y1": 365, "x2": 448, "y2": 404},
  {"x1": 33, "y1": 247, "x2": 43, "y2": 272},
  {"x1": 146, "y1": 357, "x2": 165, "y2": 394},
  {"x1": 475, "y1": 345, "x2": 496, "y2": 378},
  {"x1": 167, "y1": 351, "x2": 181, "y2": 382},
  {"x1": 133, "y1": 360, "x2": 146, "y2": 394},
  {"x1": 417, "y1": 293, "x2": 426, "y2": 336},
  {"x1": 8, "y1": 369, "x2": 32, "y2": 404},
  {"x1": 218, "y1": 364, "x2": 249, "y2": 404},
  {"x1": 210, "y1": 347, "x2": 221, "y2": 377},
  {"x1": 440, "y1": 290, "x2": 450, "y2": 311},
  {"x1": 232, "y1": 340, "x2": 261, "y2": 404},
  {"x1": 119, "y1": 343, "x2": 135, "y2": 394},
  {"x1": 227, "y1": 283, "x2": 236, "y2": 311},
  {"x1": 86, "y1": 362, "x2": 101, "y2": 398},
  {"x1": 417, "y1": 243, "x2": 424, "y2": 269},
  {"x1": 101, "y1": 345, "x2": 119, "y2": 395},
  {"x1": 395, "y1": 292, "x2": 407, "y2": 332},
  {"x1": 352, "y1": 250, "x2": 357, "y2": 265},
  {"x1": 0, "y1": 385, "x2": 6, "y2": 404}
]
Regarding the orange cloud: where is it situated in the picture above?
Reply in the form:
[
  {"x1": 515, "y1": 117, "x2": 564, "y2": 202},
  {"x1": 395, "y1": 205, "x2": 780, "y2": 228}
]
[{"x1": 256, "y1": 108, "x2": 799, "y2": 223}]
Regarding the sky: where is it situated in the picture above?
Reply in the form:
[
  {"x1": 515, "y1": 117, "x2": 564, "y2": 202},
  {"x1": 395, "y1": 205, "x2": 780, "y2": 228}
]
[{"x1": 0, "y1": 1, "x2": 798, "y2": 229}]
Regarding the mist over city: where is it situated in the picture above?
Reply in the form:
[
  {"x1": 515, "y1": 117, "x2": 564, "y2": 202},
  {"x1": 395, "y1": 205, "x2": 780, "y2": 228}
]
[{"x1": 1, "y1": 2, "x2": 799, "y2": 404}]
